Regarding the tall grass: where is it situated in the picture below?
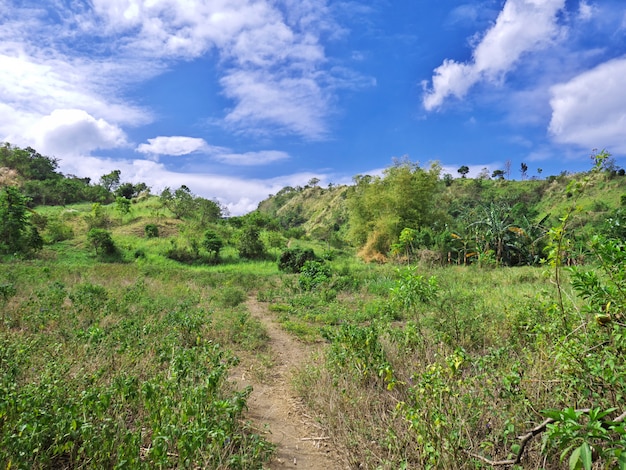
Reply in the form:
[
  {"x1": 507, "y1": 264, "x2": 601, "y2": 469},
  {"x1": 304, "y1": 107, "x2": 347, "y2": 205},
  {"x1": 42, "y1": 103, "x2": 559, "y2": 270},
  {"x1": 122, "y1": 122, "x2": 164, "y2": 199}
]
[{"x1": 0, "y1": 262, "x2": 275, "y2": 468}]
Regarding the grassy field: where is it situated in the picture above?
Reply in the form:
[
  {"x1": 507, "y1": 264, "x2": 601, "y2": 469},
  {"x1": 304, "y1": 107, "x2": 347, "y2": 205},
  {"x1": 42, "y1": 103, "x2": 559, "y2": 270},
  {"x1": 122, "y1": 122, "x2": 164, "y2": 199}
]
[{"x1": 2, "y1": 196, "x2": 625, "y2": 469}]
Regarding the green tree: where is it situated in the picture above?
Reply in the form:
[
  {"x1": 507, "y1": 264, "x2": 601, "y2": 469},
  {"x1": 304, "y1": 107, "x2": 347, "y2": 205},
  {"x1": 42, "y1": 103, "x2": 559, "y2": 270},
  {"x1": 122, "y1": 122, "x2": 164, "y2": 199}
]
[
  {"x1": 99, "y1": 170, "x2": 121, "y2": 192},
  {"x1": 160, "y1": 185, "x2": 198, "y2": 219},
  {"x1": 0, "y1": 186, "x2": 43, "y2": 255},
  {"x1": 346, "y1": 160, "x2": 443, "y2": 258},
  {"x1": 458, "y1": 165, "x2": 470, "y2": 178},
  {"x1": 492, "y1": 169, "x2": 505, "y2": 180},
  {"x1": 87, "y1": 228, "x2": 116, "y2": 255},
  {"x1": 202, "y1": 230, "x2": 223, "y2": 259},
  {"x1": 115, "y1": 196, "x2": 132, "y2": 223},
  {"x1": 238, "y1": 225, "x2": 265, "y2": 259},
  {"x1": 196, "y1": 198, "x2": 223, "y2": 227},
  {"x1": 469, "y1": 202, "x2": 520, "y2": 265}
]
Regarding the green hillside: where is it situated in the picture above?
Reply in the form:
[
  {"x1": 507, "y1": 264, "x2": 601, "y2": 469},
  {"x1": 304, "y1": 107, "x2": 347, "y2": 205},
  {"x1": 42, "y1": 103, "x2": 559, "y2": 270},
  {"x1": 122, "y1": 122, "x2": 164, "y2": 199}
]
[{"x1": 2, "y1": 144, "x2": 626, "y2": 468}]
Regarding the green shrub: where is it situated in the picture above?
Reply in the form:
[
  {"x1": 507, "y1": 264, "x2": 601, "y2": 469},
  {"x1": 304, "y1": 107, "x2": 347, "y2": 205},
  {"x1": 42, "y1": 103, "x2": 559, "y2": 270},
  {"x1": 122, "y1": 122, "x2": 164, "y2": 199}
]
[
  {"x1": 45, "y1": 220, "x2": 74, "y2": 243},
  {"x1": 298, "y1": 260, "x2": 331, "y2": 290},
  {"x1": 87, "y1": 228, "x2": 116, "y2": 255},
  {"x1": 144, "y1": 223, "x2": 159, "y2": 238},
  {"x1": 278, "y1": 247, "x2": 317, "y2": 273}
]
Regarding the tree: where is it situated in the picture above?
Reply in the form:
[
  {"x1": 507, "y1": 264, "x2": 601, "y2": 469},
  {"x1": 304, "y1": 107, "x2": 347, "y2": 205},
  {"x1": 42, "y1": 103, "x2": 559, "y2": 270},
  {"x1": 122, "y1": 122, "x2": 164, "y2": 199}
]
[
  {"x1": 160, "y1": 185, "x2": 197, "y2": 219},
  {"x1": 520, "y1": 162, "x2": 528, "y2": 180},
  {"x1": 99, "y1": 170, "x2": 121, "y2": 192},
  {"x1": 458, "y1": 165, "x2": 470, "y2": 178},
  {"x1": 492, "y1": 170, "x2": 505, "y2": 180},
  {"x1": 87, "y1": 228, "x2": 116, "y2": 255},
  {"x1": 202, "y1": 230, "x2": 223, "y2": 259},
  {"x1": 196, "y1": 198, "x2": 223, "y2": 227},
  {"x1": 346, "y1": 160, "x2": 443, "y2": 258},
  {"x1": 0, "y1": 186, "x2": 43, "y2": 255},
  {"x1": 238, "y1": 225, "x2": 265, "y2": 259},
  {"x1": 115, "y1": 196, "x2": 132, "y2": 223}
]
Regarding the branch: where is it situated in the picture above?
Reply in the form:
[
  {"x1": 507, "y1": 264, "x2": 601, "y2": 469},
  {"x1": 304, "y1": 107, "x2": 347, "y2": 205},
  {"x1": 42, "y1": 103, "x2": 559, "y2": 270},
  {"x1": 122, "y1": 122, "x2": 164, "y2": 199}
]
[{"x1": 467, "y1": 408, "x2": 626, "y2": 467}]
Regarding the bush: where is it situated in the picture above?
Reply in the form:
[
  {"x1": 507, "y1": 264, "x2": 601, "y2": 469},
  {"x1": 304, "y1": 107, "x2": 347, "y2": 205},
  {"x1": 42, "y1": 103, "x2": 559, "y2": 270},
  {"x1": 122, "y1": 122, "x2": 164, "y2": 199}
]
[
  {"x1": 237, "y1": 225, "x2": 265, "y2": 259},
  {"x1": 46, "y1": 220, "x2": 74, "y2": 243},
  {"x1": 144, "y1": 224, "x2": 159, "y2": 238},
  {"x1": 87, "y1": 228, "x2": 116, "y2": 255},
  {"x1": 278, "y1": 248, "x2": 317, "y2": 273},
  {"x1": 298, "y1": 260, "x2": 332, "y2": 290}
]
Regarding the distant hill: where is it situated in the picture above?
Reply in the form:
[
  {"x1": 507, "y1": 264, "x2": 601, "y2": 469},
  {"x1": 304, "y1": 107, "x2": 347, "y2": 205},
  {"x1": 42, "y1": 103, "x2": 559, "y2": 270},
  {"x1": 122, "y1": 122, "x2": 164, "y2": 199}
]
[{"x1": 257, "y1": 162, "x2": 626, "y2": 264}]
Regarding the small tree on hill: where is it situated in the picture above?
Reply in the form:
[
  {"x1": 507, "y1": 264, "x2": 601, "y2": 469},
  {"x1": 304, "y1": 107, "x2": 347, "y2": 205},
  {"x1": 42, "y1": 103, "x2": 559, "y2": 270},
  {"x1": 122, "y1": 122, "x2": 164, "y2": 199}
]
[
  {"x1": 238, "y1": 225, "x2": 265, "y2": 259},
  {"x1": 458, "y1": 165, "x2": 470, "y2": 178},
  {"x1": 0, "y1": 186, "x2": 43, "y2": 255},
  {"x1": 202, "y1": 230, "x2": 223, "y2": 259},
  {"x1": 87, "y1": 228, "x2": 116, "y2": 256}
]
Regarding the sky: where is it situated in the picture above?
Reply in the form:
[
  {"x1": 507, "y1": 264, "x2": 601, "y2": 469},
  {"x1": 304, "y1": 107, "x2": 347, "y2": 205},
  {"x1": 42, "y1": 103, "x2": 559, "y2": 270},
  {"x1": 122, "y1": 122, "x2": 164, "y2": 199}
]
[{"x1": 1, "y1": 0, "x2": 625, "y2": 215}]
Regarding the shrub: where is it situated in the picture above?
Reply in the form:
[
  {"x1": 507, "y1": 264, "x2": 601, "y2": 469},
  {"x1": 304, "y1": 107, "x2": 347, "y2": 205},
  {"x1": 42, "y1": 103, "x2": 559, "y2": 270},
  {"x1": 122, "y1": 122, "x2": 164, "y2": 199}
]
[
  {"x1": 202, "y1": 230, "x2": 223, "y2": 259},
  {"x1": 278, "y1": 248, "x2": 317, "y2": 273},
  {"x1": 237, "y1": 225, "x2": 265, "y2": 259},
  {"x1": 144, "y1": 223, "x2": 159, "y2": 238},
  {"x1": 87, "y1": 228, "x2": 116, "y2": 255},
  {"x1": 298, "y1": 260, "x2": 331, "y2": 290},
  {"x1": 46, "y1": 220, "x2": 74, "y2": 243}
]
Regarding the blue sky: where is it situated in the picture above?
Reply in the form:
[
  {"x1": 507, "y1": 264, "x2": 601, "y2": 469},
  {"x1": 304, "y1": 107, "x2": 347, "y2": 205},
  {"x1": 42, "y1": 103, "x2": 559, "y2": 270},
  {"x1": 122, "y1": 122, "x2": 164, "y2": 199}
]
[{"x1": 1, "y1": 0, "x2": 625, "y2": 214}]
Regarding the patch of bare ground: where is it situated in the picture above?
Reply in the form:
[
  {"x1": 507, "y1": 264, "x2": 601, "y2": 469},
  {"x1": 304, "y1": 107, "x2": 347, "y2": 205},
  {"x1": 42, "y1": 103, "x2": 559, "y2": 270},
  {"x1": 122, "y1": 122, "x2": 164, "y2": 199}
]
[{"x1": 229, "y1": 297, "x2": 346, "y2": 469}]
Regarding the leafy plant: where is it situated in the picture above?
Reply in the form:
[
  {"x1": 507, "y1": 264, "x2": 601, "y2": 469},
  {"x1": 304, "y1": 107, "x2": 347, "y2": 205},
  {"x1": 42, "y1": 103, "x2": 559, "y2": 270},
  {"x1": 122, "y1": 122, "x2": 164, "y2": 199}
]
[
  {"x1": 278, "y1": 247, "x2": 317, "y2": 273},
  {"x1": 87, "y1": 228, "x2": 117, "y2": 256},
  {"x1": 144, "y1": 223, "x2": 159, "y2": 238}
]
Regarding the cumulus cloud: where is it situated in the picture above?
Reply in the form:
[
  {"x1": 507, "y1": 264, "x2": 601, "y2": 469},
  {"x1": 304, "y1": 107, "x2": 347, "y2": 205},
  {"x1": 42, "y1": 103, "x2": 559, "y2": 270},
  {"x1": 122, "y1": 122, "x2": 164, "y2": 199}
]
[
  {"x1": 423, "y1": 0, "x2": 566, "y2": 110},
  {"x1": 548, "y1": 57, "x2": 626, "y2": 153},
  {"x1": 136, "y1": 136, "x2": 210, "y2": 156},
  {"x1": 28, "y1": 109, "x2": 127, "y2": 157},
  {"x1": 0, "y1": 0, "x2": 363, "y2": 149}
]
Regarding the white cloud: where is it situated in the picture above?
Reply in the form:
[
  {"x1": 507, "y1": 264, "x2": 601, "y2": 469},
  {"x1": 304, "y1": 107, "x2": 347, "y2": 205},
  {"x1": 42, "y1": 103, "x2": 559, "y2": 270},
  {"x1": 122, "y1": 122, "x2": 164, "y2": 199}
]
[
  {"x1": 215, "y1": 150, "x2": 290, "y2": 166},
  {"x1": 0, "y1": 0, "x2": 355, "y2": 146},
  {"x1": 548, "y1": 57, "x2": 626, "y2": 153},
  {"x1": 578, "y1": 0, "x2": 595, "y2": 21},
  {"x1": 136, "y1": 136, "x2": 210, "y2": 156},
  {"x1": 423, "y1": 0, "x2": 566, "y2": 110},
  {"x1": 136, "y1": 136, "x2": 291, "y2": 166},
  {"x1": 28, "y1": 109, "x2": 127, "y2": 157}
]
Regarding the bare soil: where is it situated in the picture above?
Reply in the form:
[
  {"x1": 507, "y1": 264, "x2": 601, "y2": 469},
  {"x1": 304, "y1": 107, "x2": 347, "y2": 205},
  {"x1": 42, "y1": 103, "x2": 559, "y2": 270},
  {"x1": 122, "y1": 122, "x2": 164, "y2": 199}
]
[{"x1": 229, "y1": 297, "x2": 346, "y2": 469}]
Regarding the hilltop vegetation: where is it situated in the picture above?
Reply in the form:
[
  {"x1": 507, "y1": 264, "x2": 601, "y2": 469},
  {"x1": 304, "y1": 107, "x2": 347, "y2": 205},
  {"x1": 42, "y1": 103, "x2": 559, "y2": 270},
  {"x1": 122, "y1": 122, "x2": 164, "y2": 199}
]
[{"x1": 1, "y1": 143, "x2": 626, "y2": 468}]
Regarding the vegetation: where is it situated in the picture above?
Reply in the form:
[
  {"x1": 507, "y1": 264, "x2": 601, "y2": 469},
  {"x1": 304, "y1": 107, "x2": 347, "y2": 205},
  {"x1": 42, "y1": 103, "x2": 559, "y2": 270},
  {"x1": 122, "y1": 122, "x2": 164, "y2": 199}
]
[{"x1": 1, "y1": 142, "x2": 626, "y2": 468}]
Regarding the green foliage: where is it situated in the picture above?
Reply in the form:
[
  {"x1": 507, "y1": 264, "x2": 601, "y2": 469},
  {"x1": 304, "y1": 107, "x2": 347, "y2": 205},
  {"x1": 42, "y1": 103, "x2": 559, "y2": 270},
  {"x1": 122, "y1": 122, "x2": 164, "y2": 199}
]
[
  {"x1": 346, "y1": 159, "x2": 444, "y2": 258},
  {"x1": 115, "y1": 196, "x2": 132, "y2": 221},
  {"x1": 99, "y1": 169, "x2": 121, "y2": 192},
  {"x1": 84, "y1": 203, "x2": 111, "y2": 230},
  {"x1": 144, "y1": 223, "x2": 159, "y2": 238},
  {"x1": 87, "y1": 228, "x2": 116, "y2": 256},
  {"x1": 237, "y1": 225, "x2": 265, "y2": 259},
  {"x1": 202, "y1": 229, "x2": 223, "y2": 259},
  {"x1": 0, "y1": 186, "x2": 43, "y2": 255},
  {"x1": 159, "y1": 186, "x2": 223, "y2": 225},
  {"x1": 278, "y1": 247, "x2": 317, "y2": 273},
  {"x1": 298, "y1": 260, "x2": 331, "y2": 290}
]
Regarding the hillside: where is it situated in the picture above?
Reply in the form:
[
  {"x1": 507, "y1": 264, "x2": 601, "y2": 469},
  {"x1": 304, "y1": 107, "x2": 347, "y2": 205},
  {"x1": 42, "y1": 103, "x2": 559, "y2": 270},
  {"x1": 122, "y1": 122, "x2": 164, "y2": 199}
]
[
  {"x1": 2, "y1": 145, "x2": 626, "y2": 469},
  {"x1": 257, "y1": 162, "x2": 626, "y2": 264}
]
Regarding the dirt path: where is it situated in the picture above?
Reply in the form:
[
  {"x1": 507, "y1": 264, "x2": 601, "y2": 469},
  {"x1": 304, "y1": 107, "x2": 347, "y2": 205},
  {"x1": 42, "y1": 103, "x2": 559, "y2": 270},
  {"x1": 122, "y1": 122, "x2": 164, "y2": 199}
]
[{"x1": 229, "y1": 297, "x2": 345, "y2": 469}]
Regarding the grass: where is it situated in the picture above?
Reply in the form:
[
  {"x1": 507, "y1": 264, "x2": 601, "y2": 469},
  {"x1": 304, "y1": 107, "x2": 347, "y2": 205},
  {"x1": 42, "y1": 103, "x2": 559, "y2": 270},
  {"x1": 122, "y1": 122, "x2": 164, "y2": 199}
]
[
  {"x1": 0, "y1": 261, "x2": 276, "y2": 468},
  {"x1": 4, "y1": 192, "x2": 625, "y2": 468}
]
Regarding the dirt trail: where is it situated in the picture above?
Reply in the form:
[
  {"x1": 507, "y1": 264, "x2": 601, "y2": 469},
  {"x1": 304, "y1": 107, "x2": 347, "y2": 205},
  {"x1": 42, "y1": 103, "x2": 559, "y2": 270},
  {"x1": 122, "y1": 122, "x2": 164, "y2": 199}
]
[{"x1": 229, "y1": 297, "x2": 345, "y2": 469}]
